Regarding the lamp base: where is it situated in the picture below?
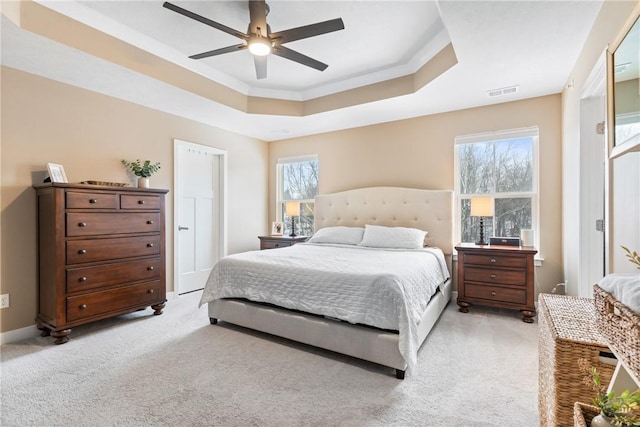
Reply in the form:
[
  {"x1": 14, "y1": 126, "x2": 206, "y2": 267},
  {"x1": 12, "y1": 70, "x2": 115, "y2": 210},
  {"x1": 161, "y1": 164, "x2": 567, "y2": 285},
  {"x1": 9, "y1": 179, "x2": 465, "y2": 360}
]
[
  {"x1": 475, "y1": 240, "x2": 488, "y2": 246},
  {"x1": 289, "y1": 217, "x2": 297, "y2": 238}
]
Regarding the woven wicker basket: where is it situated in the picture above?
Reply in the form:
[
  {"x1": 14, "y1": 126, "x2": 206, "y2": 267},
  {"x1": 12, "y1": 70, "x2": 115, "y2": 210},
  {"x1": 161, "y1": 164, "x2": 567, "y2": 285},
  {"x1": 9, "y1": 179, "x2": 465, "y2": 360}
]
[
  {"x1": 574, "y1": 402, "x2": 600, "y2": 427},
  {"x1": 594, "y1": 284, "x2": 640, "y2": 380},
  {"x1": 539, "y1": 294, "x2": 615, "y2": 427}
]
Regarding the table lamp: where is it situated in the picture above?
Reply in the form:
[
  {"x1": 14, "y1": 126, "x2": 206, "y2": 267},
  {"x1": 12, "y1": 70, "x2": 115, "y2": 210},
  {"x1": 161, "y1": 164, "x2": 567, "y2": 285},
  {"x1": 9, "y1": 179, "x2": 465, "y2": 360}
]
[
  {"x1": 470, "y1": 196, "x2": 493, "y2": 245},
  {"x1": 285, "y1": 201, "x2": 300, "y2": 237}
]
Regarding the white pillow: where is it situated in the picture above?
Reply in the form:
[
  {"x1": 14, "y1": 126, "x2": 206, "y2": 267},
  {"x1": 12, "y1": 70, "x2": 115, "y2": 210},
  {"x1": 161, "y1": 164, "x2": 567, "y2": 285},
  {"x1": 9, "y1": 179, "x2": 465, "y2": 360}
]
[
  {"x1": 358, "y1": 224, "x2": 427, "y2": 249},
  {"x1": 308, "y1": 226, "x2": 365, "y2": 245}
]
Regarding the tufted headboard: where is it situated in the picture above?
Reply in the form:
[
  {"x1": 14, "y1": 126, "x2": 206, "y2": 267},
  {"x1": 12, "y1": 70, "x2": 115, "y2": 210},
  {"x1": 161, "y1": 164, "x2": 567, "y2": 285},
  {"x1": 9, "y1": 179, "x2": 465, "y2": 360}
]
[{"x1": 314, "y1": 187, "x2": 454, "y2": 255}]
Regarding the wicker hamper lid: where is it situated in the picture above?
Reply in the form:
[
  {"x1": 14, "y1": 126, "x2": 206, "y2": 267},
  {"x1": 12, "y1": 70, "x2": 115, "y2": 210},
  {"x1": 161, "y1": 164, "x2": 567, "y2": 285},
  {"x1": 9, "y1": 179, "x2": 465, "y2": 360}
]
[{"x1": 539, "y1": 293, "x2": 608, "y2": 346}]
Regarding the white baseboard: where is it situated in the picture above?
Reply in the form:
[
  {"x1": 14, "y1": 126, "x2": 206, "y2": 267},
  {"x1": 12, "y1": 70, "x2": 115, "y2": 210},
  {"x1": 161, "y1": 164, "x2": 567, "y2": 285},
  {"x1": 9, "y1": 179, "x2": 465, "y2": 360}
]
[
  {"x1": 1, "y1": 292, "x2": 177, "y2": 345},
  {"x1": 0, "y1": 324, "x2": 39, "y2": 345}
]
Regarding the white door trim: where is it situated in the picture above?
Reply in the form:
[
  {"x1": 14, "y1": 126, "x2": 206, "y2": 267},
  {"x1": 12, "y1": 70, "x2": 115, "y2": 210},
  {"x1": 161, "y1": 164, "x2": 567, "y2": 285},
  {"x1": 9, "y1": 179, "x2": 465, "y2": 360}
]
[{"x1": 173, "y1": 139, "x2": 227, "y2": 296}]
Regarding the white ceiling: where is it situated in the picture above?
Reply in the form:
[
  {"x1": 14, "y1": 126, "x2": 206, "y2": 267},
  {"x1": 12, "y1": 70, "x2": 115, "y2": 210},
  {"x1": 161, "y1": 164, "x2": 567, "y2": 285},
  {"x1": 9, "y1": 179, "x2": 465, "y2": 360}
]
[{"x1": 1, "y1": 0, "x2": 604, "y2": 141}]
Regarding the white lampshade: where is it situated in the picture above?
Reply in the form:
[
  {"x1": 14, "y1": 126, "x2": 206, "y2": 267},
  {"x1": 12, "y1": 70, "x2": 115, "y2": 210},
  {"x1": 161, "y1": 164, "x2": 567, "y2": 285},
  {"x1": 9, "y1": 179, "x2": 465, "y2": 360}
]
[
  {"x1": 470, "y1": 197, "x2": 494, "y2": 217},
  {"x1": 285, "y1": 201, "x2": 300, "y2": 216}
]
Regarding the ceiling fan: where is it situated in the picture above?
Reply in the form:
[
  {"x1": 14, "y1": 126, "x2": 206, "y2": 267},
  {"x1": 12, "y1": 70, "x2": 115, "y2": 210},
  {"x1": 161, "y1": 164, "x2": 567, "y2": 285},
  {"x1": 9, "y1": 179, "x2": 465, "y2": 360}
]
[{"x1": 163, "y1": 1, "x2": 345, "y2": 80}]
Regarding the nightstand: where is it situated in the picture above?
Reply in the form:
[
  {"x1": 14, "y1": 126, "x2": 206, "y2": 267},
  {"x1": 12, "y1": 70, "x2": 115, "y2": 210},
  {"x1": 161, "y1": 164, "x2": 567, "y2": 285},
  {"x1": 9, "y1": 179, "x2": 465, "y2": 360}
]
[
  {"x1": 455, "y1": 243, "x2": 538, "y2": 323},
  {"x1": 258, "y1": 235, "x2": 308, "y2": 250}
]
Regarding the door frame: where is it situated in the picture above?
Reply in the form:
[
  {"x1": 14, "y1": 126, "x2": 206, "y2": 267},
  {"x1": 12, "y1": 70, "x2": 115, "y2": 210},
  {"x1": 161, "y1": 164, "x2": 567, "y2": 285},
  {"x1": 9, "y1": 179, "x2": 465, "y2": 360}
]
[
  {"x1": 173, "y1": 139, "x2": 227, "y2": 296},
  {"x1": 578, "y1": 53, "x2": 607, "y2": 297}
]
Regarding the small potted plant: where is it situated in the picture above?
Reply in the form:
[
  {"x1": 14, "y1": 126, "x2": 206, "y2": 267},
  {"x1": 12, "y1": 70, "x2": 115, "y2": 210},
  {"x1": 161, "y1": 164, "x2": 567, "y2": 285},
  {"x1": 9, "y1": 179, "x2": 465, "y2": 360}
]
[
  {"x1": 122, "y1": 159, "x2": 160, "y2": 188},
  {"x1": 579, "y1": 359, "x2": 640, "y2": 426}
]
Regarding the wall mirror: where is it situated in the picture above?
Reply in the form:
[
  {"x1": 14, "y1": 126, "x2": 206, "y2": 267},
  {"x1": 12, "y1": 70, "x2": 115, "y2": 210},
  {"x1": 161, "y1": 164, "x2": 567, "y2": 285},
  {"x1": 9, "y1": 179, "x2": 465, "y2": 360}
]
[{"x1": 608, "y1": 9, "x2": 640, "y2": 159}]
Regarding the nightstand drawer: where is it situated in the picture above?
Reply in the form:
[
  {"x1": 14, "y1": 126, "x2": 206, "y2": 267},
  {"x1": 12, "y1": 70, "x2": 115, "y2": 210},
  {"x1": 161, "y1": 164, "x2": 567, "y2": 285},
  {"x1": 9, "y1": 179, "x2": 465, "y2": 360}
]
[
  {"x1": 465, "y1": 283, "x2": 527, "y2": 305},
  {"x1": 261, "y1": 240, "x2": 292, "y2": 250},
  {"x1": 464, "y1": 253, "x2": 526, "y2": 268},
  {"x1": 465, "y1": 267, "x2": 526, "y2": 286}
]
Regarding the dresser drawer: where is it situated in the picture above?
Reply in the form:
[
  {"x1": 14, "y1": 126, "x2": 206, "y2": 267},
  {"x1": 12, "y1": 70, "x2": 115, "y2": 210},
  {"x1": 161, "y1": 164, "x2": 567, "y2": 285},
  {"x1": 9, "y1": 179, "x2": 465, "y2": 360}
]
[
  {"x1": 67, "y1": 258, "x2": 162, "y2": 293},
  {"x1": 67, "y1": 235, "x2": 161, "y2": 264},
  {"x1": 261, "y1": 240, "x2": 293, "y2": 249},
  {"x1": 463, "y1": 253, "x2": 526, "y2": 268},
  {"x1": 464, "y1": 267, "x2": 526, "y2": 286},
  {"x1": 464, "y1": 283, "x2": 527, "y2": 305},
  {"x1": 66, "y1": 212, "x2": 160, "y2": 236},
  {"x1": 66, "y1": 280, "x2": 162, "y2": 322},
  {"x1": 121, "y1": 194, "x2": 161, "y2": 210},
  {"x1": 66, "y1": 191, "x2": 118, "y2": 209}
]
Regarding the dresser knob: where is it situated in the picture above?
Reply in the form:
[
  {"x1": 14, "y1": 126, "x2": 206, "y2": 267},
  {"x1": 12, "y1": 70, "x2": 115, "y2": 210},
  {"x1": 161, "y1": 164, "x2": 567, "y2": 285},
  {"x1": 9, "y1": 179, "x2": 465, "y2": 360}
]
[
  {"x1": 78, "y1": 222, "x2": 87, "y2": 227},
  {"x1": 147, "y1": 220, "x2": 154, "y2": 225},
  {"x1": 147, "y1": 243, "x2": 154, "y2": 248},
  {"x1": 79, "y1": 304, "x2": 87, "y2": 310},
  {"x1": 89, "y1": 199, "x2": 97, "y2": 204},
  {"x1": 147, "y1": 289, "x2": 154, "y2": 294},
  {"x1": 490, "y1": 258, "x2": 496, "y2": 263},
  {"x1": 490, "y1": 274, "x2": 496, "y2": 279},
  {"x1": 491, "y1": 291, "x2": 497, "y2": 296},
  {"x1": 147, "y1": 266, "x2": 154, "y2": 271},
  {"x1": 138, "y1": 200, "x2": 145, "y2": 205},
  {"x1": 79, "y1": 276, "x2": 87, "y2": 282},
  {"x1": 274, "y1": 244, "x2": 280, "y2": 248},
  {"x1": 78, "y1": 249, "x2": 87, "y2": 254}
]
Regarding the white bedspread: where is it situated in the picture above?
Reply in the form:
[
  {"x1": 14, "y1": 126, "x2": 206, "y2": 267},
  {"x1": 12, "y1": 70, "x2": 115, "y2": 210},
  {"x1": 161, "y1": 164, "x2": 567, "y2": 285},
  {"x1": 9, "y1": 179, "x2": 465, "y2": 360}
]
[{"x1": 199, "y1": 243, "x2": 450, "y2": 369}]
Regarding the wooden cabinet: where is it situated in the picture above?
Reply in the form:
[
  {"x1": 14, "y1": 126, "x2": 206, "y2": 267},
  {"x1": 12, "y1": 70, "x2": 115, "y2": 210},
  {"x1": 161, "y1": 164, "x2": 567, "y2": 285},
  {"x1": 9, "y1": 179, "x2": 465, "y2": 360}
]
[
  {"x1": 258, "y1": 235, "x2": 308, "y2": 250},
  {"x1": 455, "y1": 243, "x2": 537, "y2": 323},
  {"x1": 34, "y1": 183, "x2": 169, "y2": 344}
]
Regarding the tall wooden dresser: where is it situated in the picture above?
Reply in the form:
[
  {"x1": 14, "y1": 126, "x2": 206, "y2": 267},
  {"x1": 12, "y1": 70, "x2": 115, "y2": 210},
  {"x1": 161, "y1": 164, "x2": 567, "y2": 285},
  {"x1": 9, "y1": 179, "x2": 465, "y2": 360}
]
[{"x1": 34, "y1": 183, "x2": 169, "y2": 344}]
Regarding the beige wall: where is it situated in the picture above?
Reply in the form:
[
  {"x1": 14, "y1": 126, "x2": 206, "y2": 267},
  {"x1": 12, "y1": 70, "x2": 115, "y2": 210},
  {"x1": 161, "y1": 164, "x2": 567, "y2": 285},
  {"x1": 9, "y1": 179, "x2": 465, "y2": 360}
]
[
  {"x1": 562, "y1": 0, "x2": 639, "y2": 292},
  {"x1": 0, "y1": 66, "x2": 268, "y2": 333},
  {"x1": 269, "y1": 95, "x2": 564, "y2": 294}
]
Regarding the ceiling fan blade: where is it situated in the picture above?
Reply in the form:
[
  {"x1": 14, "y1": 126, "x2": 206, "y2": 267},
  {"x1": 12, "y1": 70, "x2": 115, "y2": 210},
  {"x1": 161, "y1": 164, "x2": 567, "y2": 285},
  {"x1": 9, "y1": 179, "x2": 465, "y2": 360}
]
[
  {"x1": 270, "y1": 18, "x2": 344, "y2": 44},
  {"x1": 248, "y1": 1, "x2": 268, "y2": 36},
  {"x1": 254, "y1": 55, "x2": 267, "y2": 79},
  {"x1": 189, "y1": 44, "x2": 247, "y2": 60},
  {"x1": 273, "y1": 45, "x2": 328, "y2": 71},
  {"x1": 163, "y1": 2, "x2": 247, "y2": 40}
]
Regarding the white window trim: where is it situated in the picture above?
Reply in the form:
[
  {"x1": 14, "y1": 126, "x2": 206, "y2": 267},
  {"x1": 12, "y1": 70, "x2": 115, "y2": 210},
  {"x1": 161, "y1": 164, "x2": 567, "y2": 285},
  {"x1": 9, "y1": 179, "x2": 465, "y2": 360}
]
[
  {"x1": 276, "y1": 154, "x2": 319, "y2": 223},
  {"x1": 453, "y1": 126, "x2": 543, "y2": 265}
]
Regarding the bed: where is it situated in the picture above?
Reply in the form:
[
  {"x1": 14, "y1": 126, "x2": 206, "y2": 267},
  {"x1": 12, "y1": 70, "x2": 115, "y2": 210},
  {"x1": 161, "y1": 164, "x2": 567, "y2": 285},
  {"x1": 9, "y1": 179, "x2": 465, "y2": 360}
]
[{"x1": 200, "y1": 187, "x2": 454, "y2": 378}]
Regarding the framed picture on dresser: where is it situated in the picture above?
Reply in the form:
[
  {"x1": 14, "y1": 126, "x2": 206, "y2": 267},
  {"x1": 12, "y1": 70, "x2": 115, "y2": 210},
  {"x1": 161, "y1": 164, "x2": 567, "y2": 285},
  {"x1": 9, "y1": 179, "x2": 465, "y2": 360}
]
[
  {"x1": 46, "y1": 163, "x2": 68, "y2": 183},
  {"x1": 271, "y1": 221, "x2": 284, "y2": 236}
]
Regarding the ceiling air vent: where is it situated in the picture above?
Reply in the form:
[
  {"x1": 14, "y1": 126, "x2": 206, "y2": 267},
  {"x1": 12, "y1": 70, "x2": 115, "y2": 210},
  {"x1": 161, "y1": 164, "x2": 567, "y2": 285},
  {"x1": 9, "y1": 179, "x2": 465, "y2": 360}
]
[{"x1": 487, "y1": 85, "x2": 520, "y2": 97}]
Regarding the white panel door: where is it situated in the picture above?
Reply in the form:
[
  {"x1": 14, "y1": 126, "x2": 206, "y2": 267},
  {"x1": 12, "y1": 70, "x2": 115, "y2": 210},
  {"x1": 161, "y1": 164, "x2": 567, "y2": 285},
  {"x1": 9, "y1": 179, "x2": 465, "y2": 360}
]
[{"x1": 175, "y1": 140, "x2": 226, "y2": 294}]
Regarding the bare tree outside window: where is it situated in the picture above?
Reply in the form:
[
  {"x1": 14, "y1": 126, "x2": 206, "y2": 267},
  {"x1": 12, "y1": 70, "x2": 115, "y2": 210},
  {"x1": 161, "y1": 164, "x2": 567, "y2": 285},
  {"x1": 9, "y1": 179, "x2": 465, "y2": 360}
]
[
  {"x1": 458, "y1": 135, "x2": 535, "y2": 243},
  {"x1": 279, "y1": 159, "x2": 318, "y2": 236}
]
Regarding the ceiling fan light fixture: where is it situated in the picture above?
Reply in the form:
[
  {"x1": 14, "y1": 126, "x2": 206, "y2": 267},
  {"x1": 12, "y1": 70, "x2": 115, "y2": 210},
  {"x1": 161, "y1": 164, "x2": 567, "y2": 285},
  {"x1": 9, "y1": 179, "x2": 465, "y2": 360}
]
[{"x1": 248, "y1": 37, "x2": 272, "y2": 56}]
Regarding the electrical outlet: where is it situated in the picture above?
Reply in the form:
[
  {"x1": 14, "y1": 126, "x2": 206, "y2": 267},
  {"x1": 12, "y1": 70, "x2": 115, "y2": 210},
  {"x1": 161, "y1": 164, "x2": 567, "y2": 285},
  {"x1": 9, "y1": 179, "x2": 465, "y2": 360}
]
[{"x1": 0, "y1": 294, "x2": 9, "y2": 309}]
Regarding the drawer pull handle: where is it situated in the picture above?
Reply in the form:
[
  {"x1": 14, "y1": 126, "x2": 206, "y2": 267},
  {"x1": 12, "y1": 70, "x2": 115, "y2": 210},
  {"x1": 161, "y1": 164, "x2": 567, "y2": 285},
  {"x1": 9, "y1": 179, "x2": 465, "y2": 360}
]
[
  {"x1": 79, "y1": 304, "x2": 87, "y2": 310},
  {"x1": 147, "y1": 243, "x2": 154, "y2": 248},
  {"x1": 147, "y1": 289, "x2": 154, "y2": 294},
  {"x1": 147, "y1": 266, "x2": 155, "y2": 271},
  {"x1": 147, "y1": 220, "x2": 154, "y2": 225},
  {"x1": 89, "y1": 199, "x2": 97, "y2": 204},
  {"x1": 274, "y1": 244, "x2": 280, "y2": 247},
  {"x1": 79, "y1": 276, "x2": 87, "y2": 282},
  {"x1": 138, "y1": 200, "x2": 145, "y2": 205},
  {"x1": 491, "y1": 291, "x2": 497, "y2": 296},
  {"x1": 78, "y1": 222, "x2": 87, "y2": 227},
  {"x1": 78, "y1": 249, "x2": 87, "y2": 255},
  {"x1": 490, "y1": 258, "x2": 497, "y2": 263},
  {"x1": 490, "y1": 274, "x2": 496, "y2": 279}
]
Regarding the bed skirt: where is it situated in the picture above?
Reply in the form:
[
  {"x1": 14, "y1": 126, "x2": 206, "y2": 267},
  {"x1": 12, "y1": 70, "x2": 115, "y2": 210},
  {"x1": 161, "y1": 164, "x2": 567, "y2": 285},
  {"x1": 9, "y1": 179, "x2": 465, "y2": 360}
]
[{"x1": 208, "y1": 278, "x2": 451, "y2": 378}]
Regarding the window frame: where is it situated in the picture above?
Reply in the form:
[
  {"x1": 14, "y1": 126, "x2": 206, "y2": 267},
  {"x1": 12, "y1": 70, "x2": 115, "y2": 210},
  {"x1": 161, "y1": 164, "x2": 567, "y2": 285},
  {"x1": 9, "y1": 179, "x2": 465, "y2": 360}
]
[
  {"x1": 276, "y1": 155, "x2": 319, "y2": 236},
  {"x1": 454, "y1": 127, "x2": 540, "y2": 252}
]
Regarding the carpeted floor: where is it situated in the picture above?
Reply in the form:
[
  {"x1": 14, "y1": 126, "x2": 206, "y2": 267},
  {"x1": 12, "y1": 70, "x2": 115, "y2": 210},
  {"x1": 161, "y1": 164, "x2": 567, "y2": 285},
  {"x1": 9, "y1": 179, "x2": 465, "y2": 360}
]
[{"x1": 0, "y1": 291, "x2": 539, "y2": 426}]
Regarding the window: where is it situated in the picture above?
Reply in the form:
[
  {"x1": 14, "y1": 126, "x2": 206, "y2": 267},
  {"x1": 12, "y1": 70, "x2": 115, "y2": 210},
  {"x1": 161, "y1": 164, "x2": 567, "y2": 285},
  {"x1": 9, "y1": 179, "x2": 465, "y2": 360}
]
[
  {"x1": 277, "y1": 156, "x2": 318, "y2": 237},
  {"x1": 454, "y1": 127, "x2": 539, "y2": 247}
]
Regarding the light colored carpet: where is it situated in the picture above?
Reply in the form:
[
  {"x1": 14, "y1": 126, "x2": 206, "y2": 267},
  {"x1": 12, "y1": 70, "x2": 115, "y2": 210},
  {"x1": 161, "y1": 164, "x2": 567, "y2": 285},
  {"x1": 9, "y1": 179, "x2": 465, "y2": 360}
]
[{"x1": 1, "y1": 291, "x2": 539, "y2": 426}]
